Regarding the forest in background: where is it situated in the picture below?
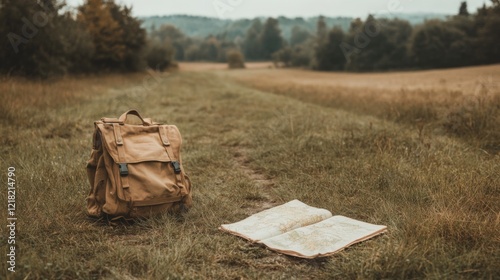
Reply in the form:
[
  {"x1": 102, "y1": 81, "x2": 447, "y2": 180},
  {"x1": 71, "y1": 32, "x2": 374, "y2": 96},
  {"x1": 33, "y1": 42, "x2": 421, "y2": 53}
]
[
  {"x1": 139, "y1": 13, "x2": 449, "y2": 41},
  {"x1": 0, "y1": 0, "x2": 499, "y2": 78}
]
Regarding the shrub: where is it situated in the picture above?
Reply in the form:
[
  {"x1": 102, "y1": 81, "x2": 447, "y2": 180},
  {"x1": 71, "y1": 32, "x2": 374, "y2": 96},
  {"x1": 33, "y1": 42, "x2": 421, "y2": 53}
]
[
  {"x1": 272, "y1": 47, "x2": 292, "y2": 68},
  {"x1": 273, "y1": 45, "x2": 312, "y2": 68},
  {"x1": 145, "y1": 42, "x2": 175, "y2": 71},
  {"x1": 227, "y1": 50, "x2": 245, "y2": 69}
]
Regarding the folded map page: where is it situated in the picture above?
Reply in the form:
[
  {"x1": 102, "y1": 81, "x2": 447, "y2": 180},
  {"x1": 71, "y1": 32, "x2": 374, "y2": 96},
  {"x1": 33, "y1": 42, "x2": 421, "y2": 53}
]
[
  {"x1": 220, "y1": 200, "x2": 333, "y2": 242},
  {"x1": 261, "y1": 215, "x2": 387, "y2": 258},
  {"x1": 220, "y1": 200, "x2": 387, "y2": 259}
]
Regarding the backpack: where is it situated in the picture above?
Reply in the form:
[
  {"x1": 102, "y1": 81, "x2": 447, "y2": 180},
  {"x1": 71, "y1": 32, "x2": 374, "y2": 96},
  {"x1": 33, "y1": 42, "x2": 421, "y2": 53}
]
[{"x1": 86, "y1": 110, "x2": 192, "y2": 219}]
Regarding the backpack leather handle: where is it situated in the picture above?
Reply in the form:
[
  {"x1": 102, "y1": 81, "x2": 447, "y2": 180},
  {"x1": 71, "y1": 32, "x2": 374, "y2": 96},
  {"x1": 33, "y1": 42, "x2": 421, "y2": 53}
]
[{"x1": 119, "y1": 110, "x2": 152, "y2": 126}]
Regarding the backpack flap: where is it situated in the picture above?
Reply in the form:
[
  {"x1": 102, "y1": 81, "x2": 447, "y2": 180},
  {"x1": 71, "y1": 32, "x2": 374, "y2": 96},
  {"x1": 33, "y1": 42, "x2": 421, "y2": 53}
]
[{"x1": 95, "y1": 121, "x2": 188, "y2": 209}]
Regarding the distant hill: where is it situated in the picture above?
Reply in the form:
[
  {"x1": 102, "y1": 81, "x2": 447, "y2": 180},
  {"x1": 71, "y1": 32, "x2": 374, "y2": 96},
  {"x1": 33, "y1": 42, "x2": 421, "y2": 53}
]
[
  {"x1": 140, "y1": 13, "x2": 449, "y2": 41},
  {"x1": 377, "y1": 12, "x2": 449, "y2": 25}
]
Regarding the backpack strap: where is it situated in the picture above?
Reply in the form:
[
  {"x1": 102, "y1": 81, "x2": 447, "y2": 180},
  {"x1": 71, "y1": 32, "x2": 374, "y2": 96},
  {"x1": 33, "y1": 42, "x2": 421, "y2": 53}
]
[
  {"x1": 112, "y1": 124, "x2": 130, "y2": 190},
  {"x1": 102, "y1": 110, "x2": 154, "y2": 126},
  {"x1": 159, "y1": 126, "x2": 188, "y2": 196},
  {"x1": 119, "y1": 110, "x2": 152, "y2": 126}
]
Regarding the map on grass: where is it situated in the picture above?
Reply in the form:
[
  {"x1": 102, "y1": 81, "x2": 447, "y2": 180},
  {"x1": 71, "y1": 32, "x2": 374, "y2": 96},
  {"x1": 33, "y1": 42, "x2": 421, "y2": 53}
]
[{"x1": 220, "y1": 200, "x2": 387, "y2": 259}]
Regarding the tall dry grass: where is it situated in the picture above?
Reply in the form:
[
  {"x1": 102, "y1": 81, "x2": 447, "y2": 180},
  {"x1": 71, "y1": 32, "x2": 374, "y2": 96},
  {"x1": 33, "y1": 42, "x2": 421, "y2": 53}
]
[{"x1": 227, "y1": 66, "x2": 500, "y2": 153}]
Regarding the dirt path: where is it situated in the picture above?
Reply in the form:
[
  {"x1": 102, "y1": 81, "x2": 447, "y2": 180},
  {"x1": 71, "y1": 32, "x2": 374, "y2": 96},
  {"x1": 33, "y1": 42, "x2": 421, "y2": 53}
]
[{"x1": 231, "y1": 147, "x2": 278, "y2": 213}]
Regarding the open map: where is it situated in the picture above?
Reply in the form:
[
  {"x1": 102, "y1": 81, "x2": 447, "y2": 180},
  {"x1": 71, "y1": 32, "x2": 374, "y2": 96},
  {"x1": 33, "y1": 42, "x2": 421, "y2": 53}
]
[{"x1": 220, "y1": 200, "x2": 387, "y2": 259}]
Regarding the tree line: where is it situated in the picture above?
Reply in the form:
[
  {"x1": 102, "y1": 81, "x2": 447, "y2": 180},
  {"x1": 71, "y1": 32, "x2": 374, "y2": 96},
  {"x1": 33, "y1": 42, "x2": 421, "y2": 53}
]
[
  {"x1": 0, "y1": 1, "x2": 499, "y2": 78},
  {"x1": 275, "y1": 1, "x2": 500, "y2": 71},
  {"x1": 147, "y1": 1, "x2": 499, "y2": 71},
  {"x1": 146, "y1": 17, "x2": 286, "y2": 63}
]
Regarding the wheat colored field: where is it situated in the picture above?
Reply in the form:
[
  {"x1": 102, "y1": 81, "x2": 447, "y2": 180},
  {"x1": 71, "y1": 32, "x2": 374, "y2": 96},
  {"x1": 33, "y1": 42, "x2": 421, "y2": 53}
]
[{"x1": 0, "y1": 64, "x2": 499, "y2": 279}]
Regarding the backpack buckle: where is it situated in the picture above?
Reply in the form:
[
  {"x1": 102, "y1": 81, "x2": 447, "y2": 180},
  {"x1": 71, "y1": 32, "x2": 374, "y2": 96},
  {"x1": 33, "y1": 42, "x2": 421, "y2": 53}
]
[
  {"x1": 171, "y1": 161, "x2": 181, "y2": 174},
  {"x1": 119, "y1": 163, "x2": 128, "y2": 176}
]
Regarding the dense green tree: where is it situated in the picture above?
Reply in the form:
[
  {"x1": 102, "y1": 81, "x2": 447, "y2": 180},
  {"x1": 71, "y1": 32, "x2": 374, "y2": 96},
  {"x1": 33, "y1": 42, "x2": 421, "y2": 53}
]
[
  {"x1": 459, "y1": 1, "x2": 470, "y2": 16},
  {"x1": 290, "y1": 26, "x2": 312, "y2": 46},
  {"x1": 474, "y1": 0, "x2": 500, "y2": 63},
  {"x1": 201, "y1": 36, "x2": 222, "y2": 61},
  {"x1": 243, "y1": 19, "x2": 263, "y2": 60},
  {"x1": 311, "y1": 16, "x2": 329, "y2": 69},
  {"x1": 409, "y1": 20, "x2": 469, "y2": 68},
  {"x1": 260, "y1": 18, "x2": 285, "y2": 59},
  {"x1": 243, "y1": 18, "x2": 286, "y2": 60},
  {"x1": 349, "y1": 18, "x2": 363, "y2": 33},
  {"x1": 447, "y1": 15, "x2": 477, "y2": 66},
  {"x1": 343, "y1": 15, "x2": 378, "y2": 70},
  {"x1": 78, "y1": 0, "x2": 125, "y2": 70},
  {"x1": 153, "y1": 24, "x2": 185, "y2": 42},
  {"x1": 313, "y1": 27, "x2": 346, "y2": 70},
  {"x1": 107, "y1": 1, "x2": 147, "y2": 71},
  {"x1": 0, "y1": 0, "x2": 146, "y2": 77},
  {"x1": 449, "y1": 14, "x2": 476, "y2": 37},
  {"x1": 0, "y1": 0, "x2": 71, "y2": 77},
  {"x1": 75, "y1": 0, "x2": 147, "y2": 72},
  {"x1": 60, "y1": 12, "x2": 95, "y2": 74},
  {"x1": 346, "y1": 17, "x2": 412, "y2": 71},
  {"x1": 316, "y1": 16, "x2": 328, "y2": 41},
  {"x1": 150, "y1": 25, "x2": 188, "y2": 60}
]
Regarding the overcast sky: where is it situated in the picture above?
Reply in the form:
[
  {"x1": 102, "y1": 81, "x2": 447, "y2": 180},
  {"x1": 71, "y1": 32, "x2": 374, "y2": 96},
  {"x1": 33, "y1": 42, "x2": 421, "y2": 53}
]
[{"x1": 66, "y1": 0, "x2": 489, "y2": 19}]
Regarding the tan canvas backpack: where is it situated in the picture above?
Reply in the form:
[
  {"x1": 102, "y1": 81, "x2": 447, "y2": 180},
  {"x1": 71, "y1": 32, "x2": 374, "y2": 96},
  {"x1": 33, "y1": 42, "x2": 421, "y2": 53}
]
[{"x1": 86, "y1": 110, "x2": 192, "y2": 219}]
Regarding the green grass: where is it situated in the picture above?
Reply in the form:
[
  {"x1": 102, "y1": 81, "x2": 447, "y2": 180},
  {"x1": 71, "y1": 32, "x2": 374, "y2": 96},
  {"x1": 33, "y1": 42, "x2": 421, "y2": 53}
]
[{"x1": 0, "y1": 70, "x2": 499, "y2": 279}]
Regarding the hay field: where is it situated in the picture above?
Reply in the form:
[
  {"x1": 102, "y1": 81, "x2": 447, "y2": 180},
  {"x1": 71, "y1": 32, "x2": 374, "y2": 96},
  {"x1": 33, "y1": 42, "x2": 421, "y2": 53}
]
[
  {"x1": 226, "y1": 64, "x2": 500, "y2": 93},
  {"x1": 0, "y1": 65, "x2": 499, "y2": 279},
  {"x1": 225, "y1": 64, "x2": 500, "y2": 152}
]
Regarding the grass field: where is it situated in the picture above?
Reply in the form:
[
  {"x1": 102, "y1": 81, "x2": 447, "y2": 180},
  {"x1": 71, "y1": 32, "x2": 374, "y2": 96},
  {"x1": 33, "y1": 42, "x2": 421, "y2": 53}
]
[{"x1": 0, "y1": 64, "x2": 499, "y2": 279}]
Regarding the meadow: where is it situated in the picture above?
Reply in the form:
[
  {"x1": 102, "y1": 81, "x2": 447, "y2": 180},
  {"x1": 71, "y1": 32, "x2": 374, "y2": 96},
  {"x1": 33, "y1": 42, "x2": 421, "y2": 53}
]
[{"x1": 0, "y1": 64, "x2": 499, "y2": 279}]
